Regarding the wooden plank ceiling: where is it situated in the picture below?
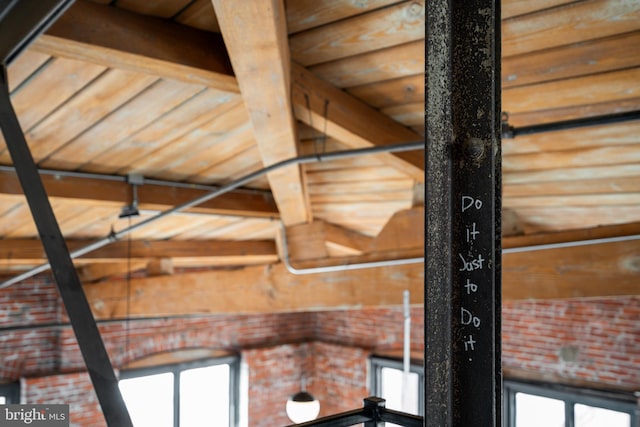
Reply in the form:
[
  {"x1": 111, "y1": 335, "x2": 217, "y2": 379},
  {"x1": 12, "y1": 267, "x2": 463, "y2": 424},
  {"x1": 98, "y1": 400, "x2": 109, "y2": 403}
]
[{"x1": 0, "y1": 0, "x2": 638, "y2": 306}]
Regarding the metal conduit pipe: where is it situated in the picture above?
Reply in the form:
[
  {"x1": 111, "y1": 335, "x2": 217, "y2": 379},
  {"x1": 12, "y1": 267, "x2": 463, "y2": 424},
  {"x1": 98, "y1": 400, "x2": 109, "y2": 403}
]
[
  {"x1": 281, "y1": 225, "x2": 640, "y2": 275},
  {"x1": 0, "y1": 140, "x2": 425, "y2": 288}
]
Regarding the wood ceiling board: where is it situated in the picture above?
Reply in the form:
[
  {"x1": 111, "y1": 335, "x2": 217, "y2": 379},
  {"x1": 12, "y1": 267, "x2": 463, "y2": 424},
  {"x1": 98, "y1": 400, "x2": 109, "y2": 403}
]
[
  {"x1": 33, "y1": 1, "x2": 237, "y2": 93},
  {"x1": 38, "y1": 79, "x2": 205, "y2": 170},
  {"x1": 347, "y1": 74, "x2": 423, "y2": 109},
  {"x1": 309, "y1": 190, "x2": 414, "y2": 204},
  {"x1": 502, "y1": 0, "x2": 640, "y2": 58},
  {"x1": 212, "y1": 0, "x2": 310, "y2": 227},
  {"x1": 177, "y1": 126, "x2": 258, "y2": 182},
  {"x1": 124, "y1": 100, "x2": 249, "y2": 178},
  {"x1": 502, "y1": 145, "x2": 640, "y2": 172},
  {"x1": 504, "y1": 164, "x2": 640, "y2": 185},
  {"x1": 82, "y1": 90, "x2": 240, "y2": 175},
  {"x1": 503, "y1": 176, "x2": 640, "y2": 198},
  {"x1": 174, "y1": 0, "x2": 220, "y2": 33},
  {"x1": 292, "y1": 64, "x2": 424, "y2": 181},
  {"x1": 507, "y1": 97, "x2": 640, "y2": 127},
  {"x1": 113, "y1": 0, "x2": 194, "y2": 18},
  {"x1": 504, "y1": 68, "x2": 640, "y2": 114},
  {"x1": 503, "y1": 30, "x2": 640, "y2": 89},
  {"x1": 309, "y1": 40, "x2": 423, "y2": 88},
  {"x1": 7, "y1": 50, "x2": 51, "y2": 92},
  {"x1": 382, "y1": 102, "x2": 424, "y2": 127},
  {"x1": 305, "y1": 166, "x2": 414, "y2": 184},
  {"x1": 0, "y1": 201, "x2": 33, "y2": 237},
  {"x1": 8, "y1": 57, "x2": 105, "y2": 132},
  {"x1": 503, "y1": 121, "x2": 640, "y2": 156},
  {"x1": 191, "y1": 144, "x2": 267, "y2": 186},
  {"x1": 502, "y1": 0, "x2": 576, "y2": 19},
  {"x1": 307, "y1": 179, "x2": 415, "y2": 195},
  {"x1": 289, "y1": 0, "x2": 425, "y2": 66},
  {"x1": 24, "y1": 69, "x2": 159, "y2": 162},
  {"x1": 504, "y1": 193, "x2": 640, "y2": 209},
  {"x1": 285, "y1": 0, "x2": 401, "y2": 34}
]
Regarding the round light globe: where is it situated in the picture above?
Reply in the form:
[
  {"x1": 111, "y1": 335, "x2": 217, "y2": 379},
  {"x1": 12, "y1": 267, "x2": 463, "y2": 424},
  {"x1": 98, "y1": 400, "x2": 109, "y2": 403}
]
[{"x1": 286, "y1": 391, "x2": 320, "y2": 423}]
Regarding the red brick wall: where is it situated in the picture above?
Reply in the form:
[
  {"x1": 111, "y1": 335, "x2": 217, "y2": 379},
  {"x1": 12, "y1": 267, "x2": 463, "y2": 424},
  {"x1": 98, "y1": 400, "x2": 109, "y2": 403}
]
[
  {"x1": 23, "y1": 372, "x2": 103, "y2": 427},
  {"x1": 502, "y1": 297, "x2": 640, "y2": 390},
  {"x1": 2, "y1": 274, "x2": 639, "y2": 426}
]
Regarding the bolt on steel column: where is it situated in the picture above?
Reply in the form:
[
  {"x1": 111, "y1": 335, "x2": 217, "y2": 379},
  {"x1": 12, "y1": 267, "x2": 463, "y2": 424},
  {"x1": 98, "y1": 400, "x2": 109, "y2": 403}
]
[{"x1": 425, "y1": 0, "x2": 502, "y2": 426}]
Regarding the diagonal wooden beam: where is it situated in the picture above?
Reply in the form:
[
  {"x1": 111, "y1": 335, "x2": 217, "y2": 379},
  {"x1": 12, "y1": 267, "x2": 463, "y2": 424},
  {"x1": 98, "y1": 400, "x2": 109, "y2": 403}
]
[
  {"x1": 291, "y1": 63, "x2": 425, "y2": 182},
  {"x1": 211, "y1": 0, "x2": 310, "y2": 226},
  {"x1": 0, "y1": 169, "x2": 279, "y2": 218},
  {"x1": 29, "y1": 1, "x2": 423, "y2": 184}
]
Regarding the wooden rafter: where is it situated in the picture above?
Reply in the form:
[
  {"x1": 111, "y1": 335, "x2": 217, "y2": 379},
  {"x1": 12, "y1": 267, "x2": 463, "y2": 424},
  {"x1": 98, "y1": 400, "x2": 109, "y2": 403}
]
[
  {"x1": 0, "y1": 238, "x2": 277, "y2": 264},
  {"x1": 211, "y1": 0, "x2": 310, "y2": 226},
  {"x1": 0, "y1": 169, "x2": 279, "y2": 218}
]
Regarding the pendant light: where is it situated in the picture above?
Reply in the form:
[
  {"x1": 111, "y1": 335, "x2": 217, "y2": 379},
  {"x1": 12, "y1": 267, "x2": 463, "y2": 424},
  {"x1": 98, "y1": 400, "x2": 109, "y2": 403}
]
[{"x1": 286, "y1": 390, "x2": 320, "y2": 424}]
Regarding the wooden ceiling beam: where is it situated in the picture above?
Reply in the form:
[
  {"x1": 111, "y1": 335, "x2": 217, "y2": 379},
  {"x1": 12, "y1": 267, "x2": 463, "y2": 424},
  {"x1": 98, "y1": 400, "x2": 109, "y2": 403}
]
[
  {"x1": 0, "y1": 169, "x2": 279, "y2": 218},
  {"x1": 31, "y1": 0, "x2": 238, "y2": 92},
  {"x1": 211, "y1": 0, "x2": 310, "y2": 227},
  {"x1": 291, "y1": 63, "x2": 425, "y2": 182},
  {"x1": 0, "y1": 238, "x2": 278, "y2": 264},
  {"x1": 84, "y1": 231, "x2": 640, "y2": 318},
  {"x1": 30, "y1": 1, "x2": 423, "y2": 183}
]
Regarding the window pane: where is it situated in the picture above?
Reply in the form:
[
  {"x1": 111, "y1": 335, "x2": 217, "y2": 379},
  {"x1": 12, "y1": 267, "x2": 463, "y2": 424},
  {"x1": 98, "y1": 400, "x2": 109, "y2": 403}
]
[
  {"x1": 180, "y1": 364, "x2": 230, "y2": 427},
  {"x1": 515, "y1": 392, "x2": 565, "y2": 427},
  {"x1": 380, "y1": 367, "x2": 419, "y2": 415},
  {"x1": 575, "y1": 403, "x2": 631, "y2": 427},
  {"x1": 120, "y1": 372, "x2": 174, "y2": 427}
]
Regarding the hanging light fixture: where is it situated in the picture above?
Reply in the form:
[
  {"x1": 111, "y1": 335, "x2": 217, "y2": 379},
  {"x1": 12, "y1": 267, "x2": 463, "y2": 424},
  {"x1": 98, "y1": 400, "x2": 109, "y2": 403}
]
[{"x1": 286, "y1": 389, "x2": 320, "y2": 424}]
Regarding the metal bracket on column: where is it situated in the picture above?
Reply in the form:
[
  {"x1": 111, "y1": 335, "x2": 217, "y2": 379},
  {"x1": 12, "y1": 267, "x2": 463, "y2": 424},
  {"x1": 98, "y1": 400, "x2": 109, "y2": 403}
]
[
  {"x1": 425, "y1": 0, "x2": 502, "y2": 426},
  {"x1": 0, "y1": 2, "x2": 133, "y2": 426}
]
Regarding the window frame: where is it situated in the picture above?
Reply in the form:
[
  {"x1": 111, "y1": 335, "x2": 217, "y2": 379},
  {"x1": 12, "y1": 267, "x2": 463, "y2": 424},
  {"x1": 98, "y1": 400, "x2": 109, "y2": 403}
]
[
  {"x1": 0, "y1": 382, "x2": 19, "y2": 404},
  {"x1": 119, "y1": 354, "x2": 240, "y2": 427},
  {"x1": 369, "y1": 355, "x2": 425, "y2": 416},
  {"x1": 504, "y1": 380, "x2": 638, "y2": 427}
]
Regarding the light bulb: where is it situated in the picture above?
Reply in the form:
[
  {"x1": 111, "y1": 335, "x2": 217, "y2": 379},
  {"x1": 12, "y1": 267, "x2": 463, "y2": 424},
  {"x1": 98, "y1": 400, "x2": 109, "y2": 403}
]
[{"x1": 286, "y1": 391, "x2": 320, "y2": 423}]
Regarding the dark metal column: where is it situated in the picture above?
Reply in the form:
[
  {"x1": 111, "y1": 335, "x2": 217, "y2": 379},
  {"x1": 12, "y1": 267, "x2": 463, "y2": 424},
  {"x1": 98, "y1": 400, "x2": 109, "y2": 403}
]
[
  {"x1": 0, "y1": 66, "x2": 133, "y2": 427},
  {"x1": 0, "y1": 2, "x2": 133, "y2": 423},
  {"x1": 425, "y1": 0, "x2": 502, "y2": 425}
]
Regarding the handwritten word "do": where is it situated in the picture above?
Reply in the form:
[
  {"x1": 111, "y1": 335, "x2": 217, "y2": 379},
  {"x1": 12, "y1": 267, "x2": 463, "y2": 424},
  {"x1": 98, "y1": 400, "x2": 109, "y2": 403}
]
[{"x1": 462, "y1": 196, "x2": 483, "y2": 212}]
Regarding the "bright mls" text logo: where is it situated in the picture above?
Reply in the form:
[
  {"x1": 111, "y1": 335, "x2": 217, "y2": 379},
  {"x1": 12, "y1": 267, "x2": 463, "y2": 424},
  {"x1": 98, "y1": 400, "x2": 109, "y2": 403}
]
[{"x1": 0, "y1": 405, "x2": 68, "y2": 426}]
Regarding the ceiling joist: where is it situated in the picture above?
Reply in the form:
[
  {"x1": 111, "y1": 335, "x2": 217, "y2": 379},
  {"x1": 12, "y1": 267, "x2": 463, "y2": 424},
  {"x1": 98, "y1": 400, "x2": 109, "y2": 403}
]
[{"x1": 0, "y1": 169, "x2": 279, "y2": 218}]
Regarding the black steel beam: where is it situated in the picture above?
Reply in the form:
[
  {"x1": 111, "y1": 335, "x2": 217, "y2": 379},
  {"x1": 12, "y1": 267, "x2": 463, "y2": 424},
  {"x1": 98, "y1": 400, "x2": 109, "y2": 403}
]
[
  {"x1": 0, "y1": 2, "x2": 133, "y2": 424},
  {"x1": 0, "y1": 66, "x2": 133, "y2": 427},
  {"x1": 425, "y1": 0, "x2": 502, "y2": 426},
  {"x1": 0, "y1": 0, "x2": 74, "y2": 64}
]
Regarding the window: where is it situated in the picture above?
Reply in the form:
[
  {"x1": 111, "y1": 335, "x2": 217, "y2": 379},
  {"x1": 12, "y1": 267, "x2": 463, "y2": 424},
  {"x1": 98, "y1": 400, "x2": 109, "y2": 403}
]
[
  {"x1": 370, "y1": 356, "x2": 424, "y2": 417},
  {"x1": 505, "y1": 380, "x2": 637, "y2": 427},
  {"x1": 0, "y1": 382, "x2": 19, "y2": 404},
  {"x1": 119, "y1": 355, "x2": 239, "y2": 427}
]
